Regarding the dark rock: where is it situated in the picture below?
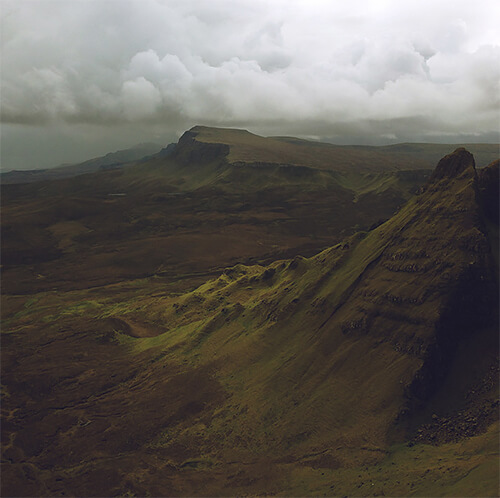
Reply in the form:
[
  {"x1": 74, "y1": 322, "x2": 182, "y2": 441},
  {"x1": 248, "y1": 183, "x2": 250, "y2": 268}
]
[
  {"x1": 172, "y1": 129, "x2": 230, "y2": 165},
  {"x1": 429, "y1": 148, "x2": 475, "y2": 182},
  {"x1": 262, "y1": 268, "x2": 276, "y2": 280},
  {"x1": 478, "y1": 159, "x2": 499, "y2": 224}
]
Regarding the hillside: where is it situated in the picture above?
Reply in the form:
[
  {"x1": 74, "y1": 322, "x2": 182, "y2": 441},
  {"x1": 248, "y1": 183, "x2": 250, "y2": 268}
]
[
  {"x1": 374, "y1": 142, "x2": 500, "y2": 170},
  {"x1": 0, "y1": 142, "x2": 164, "y2": 184},
  {"x1": 1, "y1": 149, "x2": 498, "y2": 496},
  {"x1": 3, "y1": 126, "x2": 496, "y2": 186},
  {"x1": 1, "y1": 128, "x2": 433, "y2": 295},
  {"x1": 176, "y1": 125, "x2": 430, "y2": 172},
  {"x1": 184, "y1": 125, "x2": 499, "y2": 171}
]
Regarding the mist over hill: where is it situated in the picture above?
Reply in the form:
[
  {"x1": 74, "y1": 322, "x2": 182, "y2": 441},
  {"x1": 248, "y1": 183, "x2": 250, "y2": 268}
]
[
  {"x1": 0, "y1": 142, "x2": 164, "y2": 184},
  {"x1": 183, "y1": 125, "x2": 500, "y2": 170},
  {"x1": 2, "y1": 126, "x2": 498, "y2": 185}
]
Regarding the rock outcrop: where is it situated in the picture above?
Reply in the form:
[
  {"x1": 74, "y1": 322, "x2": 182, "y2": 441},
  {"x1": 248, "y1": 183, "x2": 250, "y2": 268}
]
[
  {"x1": 429, "y1": 147, "x2": 476, "y2": 181},
  {"x1": 478, "y1": 159, "x2": 499, "y2": 224},
  {"x1": 172, "y1": 128, "x2": 230, "y2": 165}
]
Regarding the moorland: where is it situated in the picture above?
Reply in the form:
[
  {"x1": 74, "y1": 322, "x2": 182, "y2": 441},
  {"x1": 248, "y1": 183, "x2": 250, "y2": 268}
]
[{"x1": 1, "y1": 126, "x2": 499, "y2": 496}]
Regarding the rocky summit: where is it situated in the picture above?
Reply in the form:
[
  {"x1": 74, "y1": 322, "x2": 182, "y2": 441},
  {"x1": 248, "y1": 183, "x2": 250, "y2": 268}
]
[{"x1": 429, "y1": 147, "x2": 476, "y2": 180}]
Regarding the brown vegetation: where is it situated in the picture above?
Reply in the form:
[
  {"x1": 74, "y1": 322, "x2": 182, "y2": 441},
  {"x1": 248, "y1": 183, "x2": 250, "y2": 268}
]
[{"x1": 1, "y1": 135, "x2": 498, "y2": 496}]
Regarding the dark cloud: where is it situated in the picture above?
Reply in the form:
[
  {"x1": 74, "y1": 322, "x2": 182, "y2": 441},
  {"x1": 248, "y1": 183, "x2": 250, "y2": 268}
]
[{"x1": 1, "y1": 0, "x2": 499, "y2": 170}]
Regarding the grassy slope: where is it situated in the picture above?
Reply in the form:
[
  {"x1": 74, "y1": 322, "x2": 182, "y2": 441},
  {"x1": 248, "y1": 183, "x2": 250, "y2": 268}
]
[
  {"x1": 192, "y1": 125, "x2": 499, "y2": 170},
  {"x1": 2, "y1": 150, "x2": 497, "y2": 496},
  {"x1": 112, "y1": 149, "x2": 498, "y2": 492},
  {"x1": 1, "y1": 133, "x2": 432, "y2": 295},
  {"x1": 130, "y1": 150, "x2": 496, "y2": 456},
  {"x1": 191, "y1": 125, "x2": 431, "y2": 172}
]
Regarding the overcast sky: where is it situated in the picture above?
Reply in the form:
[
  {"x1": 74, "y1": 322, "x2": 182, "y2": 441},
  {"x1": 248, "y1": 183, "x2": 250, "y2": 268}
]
[{"x1": 1, "y1": 0, "x2": 499, "y2": 171}]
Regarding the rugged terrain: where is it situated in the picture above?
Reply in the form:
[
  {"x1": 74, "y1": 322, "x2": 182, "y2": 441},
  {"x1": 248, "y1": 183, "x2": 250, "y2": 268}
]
[
  {"x1": 183, "y1": 125, "x2": 499, "y2": 172},
  {"x1": 2, "y1": 127, "x2": 434, "y2": 295},
  {"x1": 1, "y1": 132, "x2": 499, "y2": 496}
]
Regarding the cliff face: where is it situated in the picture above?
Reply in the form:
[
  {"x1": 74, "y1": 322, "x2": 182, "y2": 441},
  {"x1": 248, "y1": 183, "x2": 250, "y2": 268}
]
[
  {"x1": 280, "y1": 146, "x2": 498, "y2": 430},
  {"x1": 270, "y1": 147, "x2": 495, "y2": 386},
  {"x1": 428, "y1": 147, "x2": 476, "y2": 181},
  {"x1": 478, "y1": 159, "x2": 499, "y2": 224},
  {"x1": 395, "y1": 150, "x2": 497, "y2": 405},
  {"x1": 172, "y1": 128, "x2": 230, "y2": 165}
]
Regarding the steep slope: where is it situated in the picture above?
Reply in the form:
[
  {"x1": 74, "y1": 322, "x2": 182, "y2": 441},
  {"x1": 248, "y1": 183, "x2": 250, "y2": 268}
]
[
  {"x1": 2, "y1": 149, "x2": 498, "y2": 496},
  {"x1": 127, "y1": 148, "x2": 496, "y2": 455}
]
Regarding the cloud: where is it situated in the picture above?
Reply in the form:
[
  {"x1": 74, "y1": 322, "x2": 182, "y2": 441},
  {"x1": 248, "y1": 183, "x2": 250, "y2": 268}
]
[
  {"x1": 121, "y1": 77, "x2": 162, "y2": 120},
  {"x1": 1, "y1": 0, "x2": 499, "y2": 170}
]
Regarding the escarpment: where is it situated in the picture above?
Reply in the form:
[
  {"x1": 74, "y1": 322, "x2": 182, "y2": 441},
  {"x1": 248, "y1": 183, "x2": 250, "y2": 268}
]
[{"x1": 172, "y1": 127, "x2": 231, "y2": 165}]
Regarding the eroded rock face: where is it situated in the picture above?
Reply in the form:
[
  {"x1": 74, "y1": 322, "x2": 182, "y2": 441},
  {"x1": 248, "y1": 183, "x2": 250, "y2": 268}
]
[
  {"x1": 172, "y1": 129, "x2": 230, "y2": 165},
  {"x1": 478, "y1": 159, "x2": 499, "y2": 224},
  {"x1": 429, "y1": 147, "x2": 476, "y2": 182}
]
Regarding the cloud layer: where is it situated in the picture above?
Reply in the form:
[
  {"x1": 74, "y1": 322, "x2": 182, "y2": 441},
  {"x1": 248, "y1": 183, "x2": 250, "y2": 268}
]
[{"x1": 1, "y1": 0, "x2": 499, "y2": 169}]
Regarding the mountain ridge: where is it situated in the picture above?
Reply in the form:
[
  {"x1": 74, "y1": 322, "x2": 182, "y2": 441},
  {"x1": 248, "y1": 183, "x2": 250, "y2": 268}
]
[
  {"x1": 1, "y1": 145, "x2": 498, "y2": 496},
  {"x1": 179, "y1": 125, "x2": 500, "y2": 172},
  {"x1": 2, "y1": 125, "x2": 497, "y2": 186},
  {"x1": 124, "y1": 147, "x2": 497, "y2": 460}
]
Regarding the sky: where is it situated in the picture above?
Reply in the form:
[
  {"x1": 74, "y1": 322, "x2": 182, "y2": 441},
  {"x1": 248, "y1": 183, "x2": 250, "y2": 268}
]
[{"x1": 1, "y1": 0, "x2": 499, "y2": 171}]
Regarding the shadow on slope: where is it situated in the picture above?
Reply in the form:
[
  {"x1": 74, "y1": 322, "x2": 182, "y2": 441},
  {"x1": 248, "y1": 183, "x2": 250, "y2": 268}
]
[
  {"x1": 1, "y1": 129, "x2": 433, "y2": 294},
  {"x1": 1, "y1": 150, "x2": 498, "y2": 496}
]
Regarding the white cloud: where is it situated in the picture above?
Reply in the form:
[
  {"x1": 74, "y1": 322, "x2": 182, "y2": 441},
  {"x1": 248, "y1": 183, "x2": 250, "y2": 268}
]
[
  {"x1": 1, "y1": 0, "x2": 499, "y2": 170},
  {"x1": 121, "y1": 77, "x2": 162, "y2": 120}
]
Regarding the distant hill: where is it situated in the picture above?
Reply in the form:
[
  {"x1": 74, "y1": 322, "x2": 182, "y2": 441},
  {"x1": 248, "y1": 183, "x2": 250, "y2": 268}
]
[
  {"x1": 3, "y1": 126, "x2": 498, "y2": 295},
  {"x1": 1, "y1": 142, "x2": 165, "y2": 184},
  {"x1": 108, "y1": 125, "x2": 496, "y2": 200},
  {"x1": 3, "y1": 125, "x2": 497, "y2": 186},
  {"x1": 180, "y1": 125, "x2": 499, "y2": 171},
  {"x1": 364, "y1": 142, "x2": 500, "y2": 170}
]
